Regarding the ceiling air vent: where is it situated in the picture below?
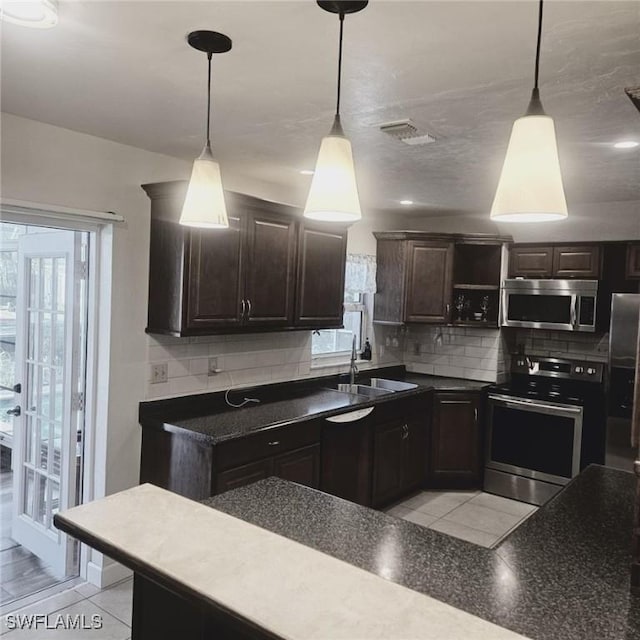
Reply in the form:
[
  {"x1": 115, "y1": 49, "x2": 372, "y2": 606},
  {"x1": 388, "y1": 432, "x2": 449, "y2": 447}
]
[
  {"x1": 378, "y1": 119, "x2": 437, "y2": 146},
  {"x1": 625, "y1": 86, "x2": 640, "y2": 114}
]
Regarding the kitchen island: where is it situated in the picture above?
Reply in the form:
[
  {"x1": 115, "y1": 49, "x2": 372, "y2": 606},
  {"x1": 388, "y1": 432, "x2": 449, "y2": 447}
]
[{"x1": 55, "y1": 465, "x2": 640, "y2": 640}]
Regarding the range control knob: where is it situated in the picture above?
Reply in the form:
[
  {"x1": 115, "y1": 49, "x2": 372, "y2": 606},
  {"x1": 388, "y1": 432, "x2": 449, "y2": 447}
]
[
  {"x1": 517, "y1": 359, "x2": 525, "y2": 367},
  {"x1": 586, "y1": 367, "x2": 596, "y2": 375},
  {"x1": 574, "y1": 366, "x2": 584, "y2": 374}
]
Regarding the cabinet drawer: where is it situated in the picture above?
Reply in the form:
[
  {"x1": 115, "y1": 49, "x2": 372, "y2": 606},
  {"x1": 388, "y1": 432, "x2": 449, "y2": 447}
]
[{"x1": 215, "y1": 421, "x2": 321, "y2": 471}]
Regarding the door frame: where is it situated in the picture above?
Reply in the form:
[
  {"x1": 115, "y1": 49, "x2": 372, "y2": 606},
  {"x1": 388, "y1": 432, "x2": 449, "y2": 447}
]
[{"x1": 1, "y1": 206, "x2": 105, "y2": 584}]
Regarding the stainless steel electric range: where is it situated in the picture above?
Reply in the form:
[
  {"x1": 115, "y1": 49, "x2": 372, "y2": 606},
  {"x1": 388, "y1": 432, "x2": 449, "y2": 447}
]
[{"x1": 484, "y1": 355, "x2": 606, "y2": 506}]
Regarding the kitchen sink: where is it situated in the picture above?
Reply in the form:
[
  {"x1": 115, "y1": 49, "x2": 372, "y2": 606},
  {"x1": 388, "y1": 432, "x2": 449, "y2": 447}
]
[
  {"x1": 333, "y1": 383, "x2": 391, "y2": 398},
  {"x1": 367, "y1": 378, "x2": 419, "y2": 392}
]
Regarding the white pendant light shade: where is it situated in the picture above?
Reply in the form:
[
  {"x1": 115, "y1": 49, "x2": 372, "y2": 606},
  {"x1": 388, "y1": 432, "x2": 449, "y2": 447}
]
[
  {"x1": 490, "y1": 114, "x2": 568, "y2": 223},
  {"x1": 179, "y1": 145, "x2": 229, "y2": 228},
  {"x1": 304, "y1": 133, "x2": 362, "y2": 222},
  {"x1": 1, "y1": 0, "x2": 58, "y2": 28}
]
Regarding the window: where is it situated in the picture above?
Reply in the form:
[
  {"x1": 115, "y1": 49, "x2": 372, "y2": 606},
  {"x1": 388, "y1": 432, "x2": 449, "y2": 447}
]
[{"x1": 312, "y1": 254, "x2": 376, "y2": 358}]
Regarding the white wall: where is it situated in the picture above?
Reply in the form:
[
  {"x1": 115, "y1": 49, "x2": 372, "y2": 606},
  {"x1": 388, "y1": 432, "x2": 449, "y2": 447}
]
[{"x1": 397, "y1": 200, "x2": 640, "y2": 242}]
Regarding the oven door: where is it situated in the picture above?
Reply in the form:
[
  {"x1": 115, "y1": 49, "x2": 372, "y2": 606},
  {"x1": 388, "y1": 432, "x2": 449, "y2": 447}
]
[{"x1": 486, "y1": 394, "x2": 583, "y2": 485}]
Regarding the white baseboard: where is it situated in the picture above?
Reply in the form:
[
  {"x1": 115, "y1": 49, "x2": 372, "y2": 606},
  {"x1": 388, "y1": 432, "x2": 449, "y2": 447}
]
[{"x1": 86, "y1": 560, "x2": 132, "y2": 588}]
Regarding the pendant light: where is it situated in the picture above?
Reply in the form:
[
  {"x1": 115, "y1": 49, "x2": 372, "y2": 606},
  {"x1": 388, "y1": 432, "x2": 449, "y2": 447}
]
[
  {"x1": 490, "y1": 0, "x2": 568, "y2": 223},
  {"x1": 180, "y1": 30, "x2": 232, "y2": 228},
  {"x1": 304, "y1": 1, "x2": 368, "y2": 223},
  {"x1": 0, "y1": 0, "x2": 58, "y2": 28}
]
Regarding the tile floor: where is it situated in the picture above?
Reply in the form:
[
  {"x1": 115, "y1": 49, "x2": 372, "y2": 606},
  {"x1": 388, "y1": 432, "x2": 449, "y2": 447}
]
[
  {"x1": 385, "y1": 489, "x2": 538, "y2": 548},
  {"x1": 0, "y1": 577, "x2": 133, "y2": 638}
]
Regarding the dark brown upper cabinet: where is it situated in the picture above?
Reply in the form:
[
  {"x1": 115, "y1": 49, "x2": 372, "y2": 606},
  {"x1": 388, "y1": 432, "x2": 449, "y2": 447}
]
[
  {"x1": 295, "y1": 223, "x2": 348, "y2": 328},
  {"x1": 626, "y1": 244, "x2": 640, "y2": 279},
  {"x1": 373, "y1": 232, "x2": 510, "y2": 326},
  {"x1": 509, "y1": 245, "x2": 554, "y2": 278},
  {"x1": 142, "y1": 181, "x2": 347, "y2": 336},
  {"x1": 552, "y1": 245, "x2": 601, "y2": 279},
  {"x1": 510, "y1": 244, "x2": 601, "y2": 279}
]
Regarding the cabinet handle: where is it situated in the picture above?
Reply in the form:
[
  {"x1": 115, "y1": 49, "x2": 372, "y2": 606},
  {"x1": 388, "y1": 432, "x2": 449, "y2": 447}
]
[
  {"x1": 247, "y1": 298, "x2": 252, "y2": 318},
  {"x1": 474, "y1": 408, "x2": 478, "y2": 422},
  {"x1": 446, "y1": 303, "x2": 450, "y2": 319},
  {"x1": 402, "y1": 424, "x2": 408, "y2": 440},
  {"x1": 241, "y1": 299, "x2": 246, "y2": 319},
  {"x1": 268, "y1": 441, "x2": 280, "y2": 446}
]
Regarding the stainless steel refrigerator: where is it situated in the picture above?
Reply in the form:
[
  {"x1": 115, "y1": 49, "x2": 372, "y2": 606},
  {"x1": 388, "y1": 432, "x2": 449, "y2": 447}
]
[{"x1": 606, "y1": 293, "x2": 640, "y2": 471}]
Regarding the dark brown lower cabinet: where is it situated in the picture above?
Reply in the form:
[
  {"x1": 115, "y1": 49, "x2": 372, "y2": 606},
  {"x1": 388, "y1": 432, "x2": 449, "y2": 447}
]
[
  {"x1": 429, "y1": 391, "x2": 482, "y2": 488},
  {"x1": 214, "y1": 444, "x2": 320, "y2": 495},
  {"x1": 215, "y1": 459, "x2": 273, "y2": 495},
  {"x1": 321, "y1": 417, "x2": 372, "y2": 506},
  {"x1": 372, "y1": 412, "x2": 428, "y2": 508},
  {"x1": 132, "y1": 575, "x2": 273, "y2": 640}
]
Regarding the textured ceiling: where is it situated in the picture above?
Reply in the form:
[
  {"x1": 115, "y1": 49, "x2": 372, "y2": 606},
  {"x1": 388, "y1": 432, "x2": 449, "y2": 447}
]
[{"x1": 1, "y1": 1, "x2": 639, "y2": 215}]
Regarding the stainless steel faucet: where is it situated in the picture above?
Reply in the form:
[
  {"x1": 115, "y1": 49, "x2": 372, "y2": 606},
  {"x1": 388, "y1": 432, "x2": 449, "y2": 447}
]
[{"x1": 349, "y1": 334, "x2": 358, "y2": 386}]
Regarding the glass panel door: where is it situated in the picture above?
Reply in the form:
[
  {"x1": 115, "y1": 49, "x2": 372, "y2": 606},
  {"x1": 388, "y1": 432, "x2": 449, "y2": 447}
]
[{"x1": 10, "y1": 230, "x2": 86, "y2": 578}]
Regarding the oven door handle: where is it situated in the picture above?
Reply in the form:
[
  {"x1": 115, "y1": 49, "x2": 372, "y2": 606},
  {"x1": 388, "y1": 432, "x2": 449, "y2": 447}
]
[{"x1": 488, "y1": 394, "x2": 583, "y2": 414}]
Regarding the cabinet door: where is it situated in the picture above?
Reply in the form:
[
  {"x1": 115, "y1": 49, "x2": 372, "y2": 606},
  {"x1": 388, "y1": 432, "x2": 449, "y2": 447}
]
[
  {"x1": 405, "y1": 241, "x2": 454, "y2": 323},
  {"x1": 295, "y1": 224, "x2": 348, "y2": 328},
  {"x1": 244, "y1": 213, "x2": 297, "y2": 327},
  {"x1": 215, "y1": 458, "x2": 272, "y2": 495},
  {"x1": 429, "y1": 393, "x2": 481, "y2": 488},
  {"x1": 553, "y1": 246, "x2": 601, "y2": 279},
  {"x1": 186, "y1": 216, "x2": 244, "y2": 330},
  {"x1": 509, "y1": 246, "x2": 553, "y2": 278},
  {"x1": 402, "y1": 414, "x2": 428, "y2": 493},
  {"x1": 273, "y1": 444, "x2": 320, "y2": 489},
  {"x1": 627, "y1": 244, "x2": 640, "y2": 279},
  {"x1": 372, "y1": 421, "x2": 405, "y2": 507},
  {"x1": 321, "y1": 418, "x2": 372, "y2": 506}
]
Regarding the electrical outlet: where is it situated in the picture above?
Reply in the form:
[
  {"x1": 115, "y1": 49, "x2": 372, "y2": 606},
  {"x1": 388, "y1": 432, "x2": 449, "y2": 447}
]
[
  {"x1": 413, "y1": 342, "x2": 421, "y2": 355},
  {"x1": 150, "y1": 363, "x2": 168, "y2": 384},
  {"x1": 385, "y1": 336, "x2": 391, "y2": 347},
  {"x1": 208, "y1": 357, "x2": 219, "y2": 377},
  {"x1": 391, "y1": 337, "x2": 399, "y2": 348}
]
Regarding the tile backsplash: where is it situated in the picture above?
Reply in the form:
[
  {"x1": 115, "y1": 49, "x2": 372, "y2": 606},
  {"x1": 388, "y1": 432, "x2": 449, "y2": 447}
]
[
  {"x1": 510, "y1": 329, "x2": 609, "y2": 363},
  {"x1": 147, "y1": 332, "x2": 314, "y2": 399},
  {"x1": 146, "y1": 325, "x2": 610, "y2": 399},
  {"x1": 401, "y1": 326, "x2": 510, "y2": 383}
]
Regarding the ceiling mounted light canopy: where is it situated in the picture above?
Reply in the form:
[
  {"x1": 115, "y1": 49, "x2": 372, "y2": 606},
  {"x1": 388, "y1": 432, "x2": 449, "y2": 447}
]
[
  {"x1": 303, "y1": 0, "x2": 367, "y2": 223},
  {"x1": 490, "y1": 0, "x2": 568, "y2": 223},
  {"x1": 1, "y1": 0, "x2": 58, "y2": 28},
  {"x1": 180, "y1": 30, "x2": 232, "y2": 229}
]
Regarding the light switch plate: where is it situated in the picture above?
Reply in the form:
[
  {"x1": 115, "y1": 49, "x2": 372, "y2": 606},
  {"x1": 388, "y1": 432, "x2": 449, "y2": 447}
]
[
  {"x1": 150, "y1": 363, "x2": 168, "y2": 384},
  {"x1": 208, "y1": 357, "x2": 219, "y2": 376}
]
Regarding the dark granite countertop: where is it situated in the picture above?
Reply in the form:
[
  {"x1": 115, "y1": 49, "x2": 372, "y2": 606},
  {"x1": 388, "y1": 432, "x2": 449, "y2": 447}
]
[
  {"x1": 206, "y1": 465, "x2": 640, "y2": 640},
  {"x1": 139, "y1": 366, "x2": 490, "y2": 444}
]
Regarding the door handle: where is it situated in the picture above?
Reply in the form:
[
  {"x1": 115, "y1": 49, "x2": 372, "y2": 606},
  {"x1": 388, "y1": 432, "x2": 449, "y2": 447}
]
[
  {"x1": 6, "y1": 406, "x2": 21, "y2": 417},
  {"x1": 0, "y1": 383, "x2": 21, "y2": 393}
]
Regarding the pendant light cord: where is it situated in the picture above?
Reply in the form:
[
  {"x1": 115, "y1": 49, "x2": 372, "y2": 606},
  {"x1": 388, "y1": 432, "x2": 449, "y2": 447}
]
[
  {"x1": 533, "y1": 0, "x2": 543, "y2": 90},
  {"x1": 336, "y1": 12, "x2": 345, "y2": 117},
  {"x1": 206, "y1": 52, "x2": 213, "y2": 146}
]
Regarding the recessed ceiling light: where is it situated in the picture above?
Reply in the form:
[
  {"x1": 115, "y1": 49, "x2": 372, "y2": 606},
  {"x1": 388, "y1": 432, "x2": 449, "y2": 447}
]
[
  {"x1": 299, "y1": 170, "x2": 314, "y2": 175},
  {"x1": 1, "y1": 0, "x2": 58, "y2": 28},
  {"x1": 613, "y1": 140, "x2": 639, "y2": 149},
  {"x1": 400, "y1": 200, "x2": 414, "y2": 206}
]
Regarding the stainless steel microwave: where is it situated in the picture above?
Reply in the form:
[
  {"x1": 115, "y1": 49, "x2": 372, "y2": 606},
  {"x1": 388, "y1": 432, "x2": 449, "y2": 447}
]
[{"x1": 500, "y1": 279, "x2": 598, "y2": 332}]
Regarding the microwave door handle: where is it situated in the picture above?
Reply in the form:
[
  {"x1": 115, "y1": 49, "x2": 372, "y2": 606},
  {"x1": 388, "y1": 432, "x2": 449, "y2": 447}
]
[{"x1": 570, "y1": 294, "x2": 578, "y2": 328}]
